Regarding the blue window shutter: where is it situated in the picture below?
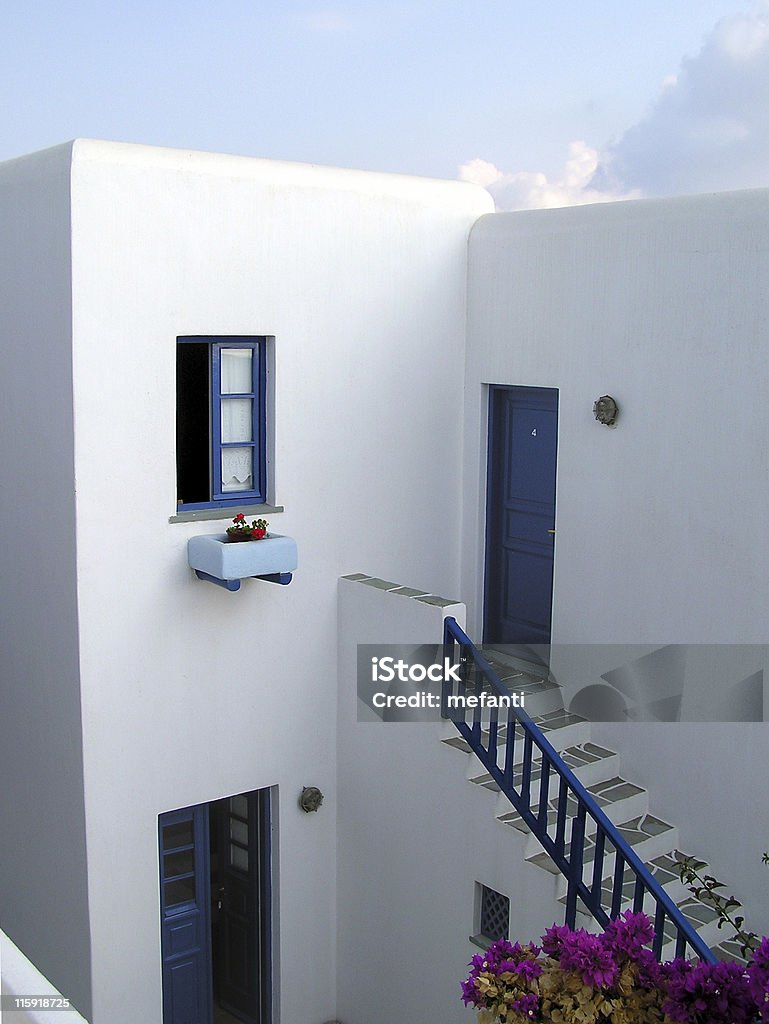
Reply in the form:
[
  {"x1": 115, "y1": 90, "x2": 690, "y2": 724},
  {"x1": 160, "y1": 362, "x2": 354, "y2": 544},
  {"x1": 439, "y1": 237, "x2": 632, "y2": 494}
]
[{"x1": 177, "y1": 337, "x2": 267, "y2": 510}]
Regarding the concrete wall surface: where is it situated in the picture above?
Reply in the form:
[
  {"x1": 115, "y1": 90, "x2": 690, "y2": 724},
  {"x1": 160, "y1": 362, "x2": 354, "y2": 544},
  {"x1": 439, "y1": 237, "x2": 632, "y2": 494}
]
[
  {"x1": 66, "y1": 140, "x2": 491, "y2": 1023},
  {"x1": 465, "y1": 191, "x2": 769, "y2": 645},
  {"x1": 0, "y1": 144, "x2": 92, "y2": 1019},
  {"x1": 5, "y1": 135, "x2": 769, "y2": 1024},
  {"x1": 464, "y1": 190, "x2": 769, "y2": 944},
  {"x1": 336, "y1": 577, "x2": 562, "y2": 1024}
]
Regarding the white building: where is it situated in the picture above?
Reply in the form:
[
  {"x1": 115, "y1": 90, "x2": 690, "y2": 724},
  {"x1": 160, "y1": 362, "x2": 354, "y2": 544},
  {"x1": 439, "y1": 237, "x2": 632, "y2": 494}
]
[{"x1": 1, "y1": 139, "x2": 768, "y2": 1024}]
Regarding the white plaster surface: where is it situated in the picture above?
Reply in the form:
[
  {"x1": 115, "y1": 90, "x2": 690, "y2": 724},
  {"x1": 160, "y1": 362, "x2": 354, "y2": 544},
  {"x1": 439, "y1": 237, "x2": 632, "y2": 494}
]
[
  {"x1": 335, "y1": 577, "x2": 562, "y2": 1024},
  {"x1": 464, "y1": 191, "x2": 769, "y2": 941},
  {"x1": 464, "y1": 193, "x2": 769, "y2": 645},
  {"x1": 5, "y1": 136, "x2": 769, "y2": 1024},
  {"x1": 64, "y1": 140, "x2": 490, "y2": 1024},
  {"x1": 0, "y1": 143, "x2": 92, "y2": 1020}
]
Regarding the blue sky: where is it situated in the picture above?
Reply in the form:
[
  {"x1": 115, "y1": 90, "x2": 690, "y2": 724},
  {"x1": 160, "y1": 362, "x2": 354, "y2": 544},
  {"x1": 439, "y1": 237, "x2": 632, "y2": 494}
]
[{"x1": 3, "y1": 1, "x2": 768, "y2": 207}]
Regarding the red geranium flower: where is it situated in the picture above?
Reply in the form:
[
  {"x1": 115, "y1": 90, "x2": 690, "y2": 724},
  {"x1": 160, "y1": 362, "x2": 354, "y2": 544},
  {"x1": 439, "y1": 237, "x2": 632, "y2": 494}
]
[{"x1": 252, "y1": 527, "x2": 266, "y2": 539}]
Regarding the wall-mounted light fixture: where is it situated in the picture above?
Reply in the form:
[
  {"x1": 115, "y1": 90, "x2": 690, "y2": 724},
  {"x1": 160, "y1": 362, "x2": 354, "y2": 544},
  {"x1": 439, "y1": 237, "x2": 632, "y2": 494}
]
[
  {"x1": 593, "y1": 395, "x2": 618, "y2": 426},
  {"x1": 300, "y1": 786, "x2": 324, "y2": 813}
]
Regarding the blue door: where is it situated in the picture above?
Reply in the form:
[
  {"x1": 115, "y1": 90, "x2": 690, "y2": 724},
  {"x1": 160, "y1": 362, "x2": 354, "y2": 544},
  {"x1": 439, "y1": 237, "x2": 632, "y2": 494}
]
[
  {"x1": 483, "y1": 386, "x2": 558, "y2": 648},
  {"x1": 159, "y1": 806, "x2": 213, "y2": 1024}
]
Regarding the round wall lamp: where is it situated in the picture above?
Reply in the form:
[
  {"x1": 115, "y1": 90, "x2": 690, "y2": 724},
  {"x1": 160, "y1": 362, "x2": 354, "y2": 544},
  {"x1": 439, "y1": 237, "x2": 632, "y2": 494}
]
[
  {"x1": 593, "y1": 395, "x2": 619, "y2": 426},
  {"x1": 300, "y1": 786, "x2": 324, "y2": 813}
]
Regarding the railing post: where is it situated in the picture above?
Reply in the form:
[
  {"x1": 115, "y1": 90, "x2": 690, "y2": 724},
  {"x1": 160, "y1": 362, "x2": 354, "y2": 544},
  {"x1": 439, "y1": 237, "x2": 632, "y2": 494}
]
[
  {"x1": 566, "y1": 806, "x2": 586, "y2": 928},
  {"x1": 521, "y1": 732, "x2": 533, "y2": 809},
  {"x1": 537, "y1": 754, "x2": 551, "y2": 828},
  {"x1": 653, "y1": 901, "x2": 666, "y2": 960},
  {"x1": 488, "y1": 706, "x2": 499, "y2": 765},
  {"x1": 554, "y1": 777, "x2": 569, "y2": 857},
  {"x1": 503, "y1": 710, "x2": 516, "y2": 785},
  {"x1": 611, "y1": 851, "x2": 625, "y2": 919}
]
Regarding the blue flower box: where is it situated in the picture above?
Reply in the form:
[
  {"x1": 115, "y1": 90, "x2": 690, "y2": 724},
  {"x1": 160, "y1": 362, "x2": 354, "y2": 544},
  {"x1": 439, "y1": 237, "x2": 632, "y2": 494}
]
[{"x1": 188, "y1": 532, "x2": 298, "y2": 590}]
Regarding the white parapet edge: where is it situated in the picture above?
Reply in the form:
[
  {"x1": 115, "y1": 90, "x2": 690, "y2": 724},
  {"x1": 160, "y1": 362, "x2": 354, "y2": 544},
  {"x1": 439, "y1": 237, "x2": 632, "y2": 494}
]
[{"x1": 0, "y1": 929, "x2": 88, "y2": 1024}]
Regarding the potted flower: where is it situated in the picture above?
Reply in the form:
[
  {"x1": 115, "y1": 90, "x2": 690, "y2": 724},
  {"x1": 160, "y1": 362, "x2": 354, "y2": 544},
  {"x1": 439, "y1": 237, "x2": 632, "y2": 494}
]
[
  {"x1": 461, "y1": 911, "x2": 769, "y2": 1023},
  {"x1": 226, "y1": 513, "x2": 269, "y2": 541}
]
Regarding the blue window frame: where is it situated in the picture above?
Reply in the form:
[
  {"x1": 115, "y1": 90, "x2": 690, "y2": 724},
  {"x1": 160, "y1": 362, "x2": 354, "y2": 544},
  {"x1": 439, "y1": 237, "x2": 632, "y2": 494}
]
[{"x1": 177, "y1": 337, "x2": 267, "y2": 511}]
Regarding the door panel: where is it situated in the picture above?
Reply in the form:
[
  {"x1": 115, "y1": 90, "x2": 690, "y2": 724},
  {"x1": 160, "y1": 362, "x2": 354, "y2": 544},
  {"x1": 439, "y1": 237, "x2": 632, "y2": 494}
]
[
  {"x1": 210, "y1": 789, "x2": 272, "y2": 1024},
  {"x1": 484, "y1": 386, "x2": 558, "y2": 648},
  {"x1": 159, "y1": 806, "x2": 213, "y2": 1024}
]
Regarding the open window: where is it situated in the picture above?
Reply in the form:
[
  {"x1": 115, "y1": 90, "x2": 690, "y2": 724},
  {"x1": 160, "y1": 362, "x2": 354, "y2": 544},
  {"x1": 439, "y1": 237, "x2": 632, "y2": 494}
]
[{"x1": 176, "y1": 337, "x2": 268, "y2": 511}]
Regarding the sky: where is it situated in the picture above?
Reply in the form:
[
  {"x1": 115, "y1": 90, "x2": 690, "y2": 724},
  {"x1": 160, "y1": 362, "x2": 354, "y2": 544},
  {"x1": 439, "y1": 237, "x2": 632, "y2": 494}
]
[{"x1": 3, "y1": 1, "x2": 769, "y2": 209}]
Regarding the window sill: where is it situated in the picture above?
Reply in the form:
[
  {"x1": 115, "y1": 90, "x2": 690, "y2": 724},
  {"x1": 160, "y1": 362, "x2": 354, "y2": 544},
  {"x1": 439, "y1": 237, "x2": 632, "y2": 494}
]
[{"x1": 170, "y1": 503, "x2": 284, "y2": 525}]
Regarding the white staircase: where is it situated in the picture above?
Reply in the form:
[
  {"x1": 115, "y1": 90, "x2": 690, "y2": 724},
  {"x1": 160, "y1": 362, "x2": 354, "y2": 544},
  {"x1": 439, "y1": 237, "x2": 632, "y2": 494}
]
[{"x1": 441, "y1": 648, "x2": 741, "y2": 962}]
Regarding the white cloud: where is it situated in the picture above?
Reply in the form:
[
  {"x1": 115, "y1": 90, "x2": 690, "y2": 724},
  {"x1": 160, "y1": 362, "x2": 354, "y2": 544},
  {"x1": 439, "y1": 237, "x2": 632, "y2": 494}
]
[
  {"x1": 458, "y1": 158, "x2": 504, "y2": 190},
  {"x1": 461, "y1": 3, "x2": 769, "y2": 211},
  {"x1": 592, "y1": 2, "x2": 769, "y2": 196},
  {"x1": 458, "y1": 142, "x2": 640, "y2": 212}
]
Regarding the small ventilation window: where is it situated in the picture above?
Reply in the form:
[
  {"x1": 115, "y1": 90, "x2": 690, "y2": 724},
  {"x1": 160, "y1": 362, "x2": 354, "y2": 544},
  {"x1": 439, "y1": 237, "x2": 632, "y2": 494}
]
[{"x1": 471, "y1": 884, "x2": 510, "y2": 948}]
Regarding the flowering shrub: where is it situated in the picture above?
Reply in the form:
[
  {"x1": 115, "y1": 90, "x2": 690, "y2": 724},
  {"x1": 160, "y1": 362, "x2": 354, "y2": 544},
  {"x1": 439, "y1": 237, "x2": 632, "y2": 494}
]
[
  {"x1": 226, "y1": 513, "x2": 269, "y2": 541},
  {"x1": 461, "y1": 912, "x2": 769, "y2": 1023},
  {"x1": 748, "y1": 938, "x2": 769, "y2": 1022}
]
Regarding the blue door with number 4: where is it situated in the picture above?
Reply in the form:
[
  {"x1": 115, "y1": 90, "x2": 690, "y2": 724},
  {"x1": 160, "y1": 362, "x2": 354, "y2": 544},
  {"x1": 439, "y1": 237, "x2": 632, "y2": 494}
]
[{"x1": 483, "y1": 385, "x2": 558, "y2": 650}]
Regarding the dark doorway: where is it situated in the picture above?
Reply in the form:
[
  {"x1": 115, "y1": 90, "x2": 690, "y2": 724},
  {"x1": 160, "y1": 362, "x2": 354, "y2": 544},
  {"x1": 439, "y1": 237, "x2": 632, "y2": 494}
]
[{"x1": 159, "y1": 788, "x2": 273, "y2": 1024}]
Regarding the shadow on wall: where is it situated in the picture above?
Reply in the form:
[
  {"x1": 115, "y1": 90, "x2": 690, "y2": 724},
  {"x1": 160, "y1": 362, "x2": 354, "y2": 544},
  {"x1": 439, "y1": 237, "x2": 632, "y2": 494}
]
[{"x1": 562, "y1": 645, "x2": 765, "y2": 723}]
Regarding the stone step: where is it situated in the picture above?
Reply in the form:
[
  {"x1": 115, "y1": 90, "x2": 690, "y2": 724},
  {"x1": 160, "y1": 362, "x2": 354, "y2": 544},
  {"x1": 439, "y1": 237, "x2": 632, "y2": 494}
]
[
  {"x1": 453, "y1": 651, "x2": 565, "y2": 719},
  {"x1": 480, "y1": 646, "x2": 553, "y2": 678},
  {"x1": 440, "y1": 665, "x2": 746, "y2": 964},
  {"x1": 572, "y1": 890, "x2": 724, "y2": 962},
  {"x1": 467, "y1": 740, "x2": 620, "y2": 792},
  {"x1": 563, "y1": 850, "x2": 700, "y2": 912},
  {"x1": 526, "y1": 813, "x2": 679, "y2": 891},
  {"x1": 710, "y1": 937, "x2": 753, "y2": 964},
  {"x1": 440, "y1": 707, "x2": 591, "y2": 756},
  {"x1": 530, "y1": 709, "x2": 592, "y2": 751},
  {"x1": 499, "y1": 776, "x2": 648, "y2": 848}
]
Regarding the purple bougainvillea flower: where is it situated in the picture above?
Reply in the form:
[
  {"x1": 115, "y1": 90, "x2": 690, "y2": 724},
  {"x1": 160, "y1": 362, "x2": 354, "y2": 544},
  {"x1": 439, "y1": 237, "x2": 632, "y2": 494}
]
[
  {"x1": 662, "y1": 957, "x2": 757, "y2": 1024},
  {"x1": 604, "y1": 910, "x2": 654, "y2": 957},
  {"x1": 540, "y1": 923, "x2": 571, "y2": 957},
  {"x1": 511, "y1": 992, "x2": 539, "y2": 1017},
  {"x1": 748, "y1": 937, "x2": 769, "y2": 1022},
  {"x1": 558, "y1": 929, "x2": 619, "y2": 988},
  {"x1": 460, "y1": 978, "x2": 479, "y2": 1007}
]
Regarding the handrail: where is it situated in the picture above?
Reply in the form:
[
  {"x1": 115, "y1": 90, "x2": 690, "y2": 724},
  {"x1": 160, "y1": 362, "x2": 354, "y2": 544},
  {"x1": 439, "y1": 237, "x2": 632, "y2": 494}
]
[{"x1": 442, "y1": 616, "x2": 716, "y2": 963}]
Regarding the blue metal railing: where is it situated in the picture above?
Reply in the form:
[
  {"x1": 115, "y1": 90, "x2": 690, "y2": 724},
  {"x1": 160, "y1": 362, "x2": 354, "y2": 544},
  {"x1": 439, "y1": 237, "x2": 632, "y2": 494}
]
[{"x1": 442, "y1": 617, "x2": 716, "y2": 963}]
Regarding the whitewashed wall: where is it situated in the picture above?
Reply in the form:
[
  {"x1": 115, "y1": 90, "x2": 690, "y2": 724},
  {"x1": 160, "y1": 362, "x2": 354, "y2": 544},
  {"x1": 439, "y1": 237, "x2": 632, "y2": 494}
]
[
  {"x1": 465, "y1": 193, "x2": 769, "y2": 644},
  {"x1": 464, "y1": 192, "x2": 769, "y2": 937},
  {"x1": 0, "y1": 144, "x2": 92, "y2": 1019},
  {"x1": 67, "y1": 141, "x2": 492, "y2": 1023}
]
